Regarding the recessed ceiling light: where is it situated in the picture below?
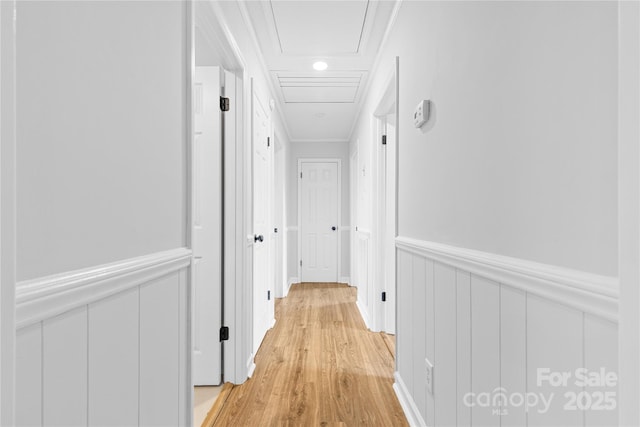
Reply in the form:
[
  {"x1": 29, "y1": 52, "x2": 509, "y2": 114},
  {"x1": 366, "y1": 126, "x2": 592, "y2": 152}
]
[{"x1": 313, "y1": 61, "x2": 328, "y2": 71}]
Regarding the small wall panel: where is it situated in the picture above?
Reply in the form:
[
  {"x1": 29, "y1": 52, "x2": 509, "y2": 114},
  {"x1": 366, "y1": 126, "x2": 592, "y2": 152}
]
[
  {"x1": 88, "y1": 288, "x2": 139, "y2": 426},
  {"x1": 16, "y1": 324, "x2": 42, "y2": 427},
  {"x1": 396, "y1": 250, "x2": 412, "y2": 380},
  {"x1": 411, "y1": 255, "x2": 427, "y2": 420},
  {"x1": 140, "y1": 273, "x2": 180, "y2": 426},
  {"x1": 424, "y1": 259, "x2": 435, "y2": 426},
  {"x1": 527, "y1": 296, "x2": 583, "y2": 427},
  {"x1": 456, "y1": 270, "x2": 472, "y2": 427},
  {"x1": 471, "y1": 275, "x2": 500, "y2": 426},
  {"x1": 43, "y1": 307, "x2": 88, "y2": 426},
  {"x1": 584, "y1": 314, "x2": 618, "y2": 427},
  {"x1": 500, "y1": 286, "x2": 527, "y2": 427},
  {"x1": 434, "y1": 262, "x2": 457, "y2": 426}
]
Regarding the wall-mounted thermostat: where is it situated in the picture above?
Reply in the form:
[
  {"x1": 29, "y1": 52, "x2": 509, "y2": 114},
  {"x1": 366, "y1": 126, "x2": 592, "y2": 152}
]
[{"x1": 414, "y1": 100, "x2": 431, "y2": 128}]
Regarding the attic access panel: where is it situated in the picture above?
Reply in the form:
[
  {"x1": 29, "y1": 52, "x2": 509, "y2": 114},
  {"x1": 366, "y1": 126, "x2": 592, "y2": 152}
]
[{"x1": 270, "y1": 0, "x2": 370, "y2": 54}]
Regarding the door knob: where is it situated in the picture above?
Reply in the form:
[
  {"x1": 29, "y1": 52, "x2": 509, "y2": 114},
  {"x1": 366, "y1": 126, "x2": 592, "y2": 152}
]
[
  {"x1": 331, "y1": 226, "x2": 337, "y2": 231},
  {"x1": 254, "y1": 234, "x2": 264, "y2": 242}
]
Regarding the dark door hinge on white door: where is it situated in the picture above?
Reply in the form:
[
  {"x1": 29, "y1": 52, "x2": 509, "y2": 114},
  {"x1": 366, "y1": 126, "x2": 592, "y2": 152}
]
[
  {"x1": 300, "y1": 260, "x2": 302, "y2": 266},
  {"x1": 220, "y1": 96, "x2": 230, "y2": 112},
  {"x1": 382, "y1": 292, "x2": 387, "y2": 302},
  {"x1": 300, "y1": 172, "x2": 302, "y2": 179},
  {"x1": 220, "y1": 326, "x2": 229, "y2": 341},
  {"x1": 267, "y1": 137, "x2": 270, "y2": 147},
  {"x1": 382, "y1": 135, "x2": 387, "y2": 145}
]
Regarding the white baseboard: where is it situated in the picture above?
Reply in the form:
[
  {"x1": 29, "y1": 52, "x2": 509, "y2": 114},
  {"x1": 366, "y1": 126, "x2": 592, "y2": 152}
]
[
  {"x1": 287, "y1": 277, "x2": 299, "y2": 295},
  {"x1": 246, "y1": 353, "x2": 256, "y2": 378},
  {"x1": 339, "y1": 276, "x2": 350, "y2": 285},
  {"x1": 356, "y1": 298, "x2": 371, "y2": 330},
  {"x1": 393, "y1": 372, "x2": 427, "y2": 427}
]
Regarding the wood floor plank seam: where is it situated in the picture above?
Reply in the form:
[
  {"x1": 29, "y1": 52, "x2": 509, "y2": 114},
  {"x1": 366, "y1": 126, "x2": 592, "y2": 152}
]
[{"x1": 212, "y1": 283, "x2": 408, "y2": 426}]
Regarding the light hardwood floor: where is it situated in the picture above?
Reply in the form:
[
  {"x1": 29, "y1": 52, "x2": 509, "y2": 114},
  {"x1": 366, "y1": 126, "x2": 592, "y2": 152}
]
[{"x1": 213, "y1": 283, "x2": 408, "y2": 426}]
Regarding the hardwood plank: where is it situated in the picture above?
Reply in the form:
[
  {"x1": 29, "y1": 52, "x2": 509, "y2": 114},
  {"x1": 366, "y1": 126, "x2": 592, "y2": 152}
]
[{"x1": 214, "y1": 283, "x2": 408, "y2": 426}]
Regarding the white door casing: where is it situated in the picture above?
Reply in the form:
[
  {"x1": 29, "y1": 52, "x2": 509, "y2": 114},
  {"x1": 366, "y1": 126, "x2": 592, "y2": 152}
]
[
  {"x1": 252, "y1": 92, "x2": 273, "y2": 355},
  {"x1": 299, "y1": 161, "x2": 340, "y2": 283},
  {"x1": 192, "y1": 66, "x2": 222, "y2": 386}
]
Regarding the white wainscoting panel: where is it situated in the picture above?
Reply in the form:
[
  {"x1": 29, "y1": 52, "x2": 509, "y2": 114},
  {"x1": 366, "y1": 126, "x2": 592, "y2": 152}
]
[
  {"x1": 527, "y1": 295, "x2": 583, "y2": 427},
  {"x1": 88, "y1": 287, "x2": 139, "y2": 426},
  {"x1": 413, "y1": 256, "x2": 428, "y2": 423},
  {"x1": 456, "y1": 270, "x2": 472, "y2": 427},
  {"x1": 43, "y1": 306, "x2": 88, "y2": 426},
  {"x1": 14, "y1": 249, "x2": 191, "y2": 427},
  {"x1": 584, "y1": 315, "x2": 618, "y2": 427},
  {"x1": 355, "y1": 230, "x2": 372, "y2": 328},
  {"x1": 16, "y1": 324, "x2": 42, "y2": 427},
  {"x1": 434, "y1": 262, "x2": 457, "y2": 426},
  {"x1": 393, "y1": 237, "x2": 619, "y2": 427},
  {"x1": 140, "y1": 273, "x2": 181, "y2": 426},
  {"x1": 500, "y1": 286, "x2": 527, "y2": 427},
  {"x1": 471, "y1": 276, "x2": 501, "y2": 426}
]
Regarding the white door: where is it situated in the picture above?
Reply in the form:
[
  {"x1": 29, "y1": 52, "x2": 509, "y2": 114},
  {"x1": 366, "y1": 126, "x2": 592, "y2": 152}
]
[
  {"x1": 300, "y1": 161, "x2": 339, "y2": 282},
  {"x1": 193, "y1": 66, "x2": 222, "y2": 385},
  {"x1": 252, "y1": 92, "x2": 273, "y2": 354}
]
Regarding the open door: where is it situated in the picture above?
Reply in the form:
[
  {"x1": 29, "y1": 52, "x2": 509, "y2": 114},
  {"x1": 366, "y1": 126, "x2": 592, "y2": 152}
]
[
  {"x1": 252, "y1": 90, "x2": 274, "y2": 354},
  {"x1": 193, "y1": 66, "x2": 223, "y2": 385}
]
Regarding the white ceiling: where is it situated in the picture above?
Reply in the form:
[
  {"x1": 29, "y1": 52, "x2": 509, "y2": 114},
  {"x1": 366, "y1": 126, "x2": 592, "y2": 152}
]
[{"x1": 245, "y1": 0, "x2": 397, "y2": 142}]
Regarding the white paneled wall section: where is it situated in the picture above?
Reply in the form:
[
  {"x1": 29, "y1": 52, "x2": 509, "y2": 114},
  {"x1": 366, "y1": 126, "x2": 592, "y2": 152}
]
[
  {"x1": 394, "y1": 238, "x2": 618, "y2": 427},
  {"x1": 15, "y1": 250, "x2": 192, "y2": 427}
]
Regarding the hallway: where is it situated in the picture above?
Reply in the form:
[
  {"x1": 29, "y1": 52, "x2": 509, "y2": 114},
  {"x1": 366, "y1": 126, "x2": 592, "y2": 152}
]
[
  {"x1": 2, "y1": 1, "x2": 639, "y2": 426},
  {"x1": 211, "y1": 284, "x2": 407, "y2": 426}
]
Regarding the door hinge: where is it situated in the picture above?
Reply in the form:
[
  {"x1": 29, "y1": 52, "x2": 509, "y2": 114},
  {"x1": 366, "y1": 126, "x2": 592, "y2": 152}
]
[
  {"x1": 300, "y1": 260, "x2": 303, "y2": 266},
  {"x1": 267, "y1": 137, "x2": 270, "y2": 147},
  {"x1": 300, "y1": 172, "x2": 303, "y2": 179},
  {"x1": 382, "y1": 135, "x2": 387, "y2": 145},
  {"x1": 382, "y1": 291, "x2": 387, "y2": 302},
  {"x1": 268, "y1": 290, "x2": 271, "y2": 300},
  {"x1": 220, "y1": 326, "x2": 229, "y2": 341},
  {"x1": 220, "y1": 96, "x2": 230, "y2": 112}
]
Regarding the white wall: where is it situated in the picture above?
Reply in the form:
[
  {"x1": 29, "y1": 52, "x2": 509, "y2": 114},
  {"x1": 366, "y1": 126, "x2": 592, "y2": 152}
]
[
  {"x1": 351, "y1": 1, "x2": 620, "y2": 425},
  {"x1": 286, "y1": 142, "x2": 350, "y2": 283},
  {"x1": 356, "y1": 1, "x2": 618, "y2": 278},
  {"x1": 14, "y1": 2, "x2": 192, "y2": 425},
  {"x1": 16, "y1": 1, "x2": 187, "y2": 282}
]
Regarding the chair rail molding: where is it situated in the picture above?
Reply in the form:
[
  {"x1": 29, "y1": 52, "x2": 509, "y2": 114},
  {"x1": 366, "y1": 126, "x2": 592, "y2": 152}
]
[
  {"x1": 16, "y1": 248, "x2": 192, "y2": 329},
  {"x1": 396, "y1": 236, "x2": 618, "y2": 322}
]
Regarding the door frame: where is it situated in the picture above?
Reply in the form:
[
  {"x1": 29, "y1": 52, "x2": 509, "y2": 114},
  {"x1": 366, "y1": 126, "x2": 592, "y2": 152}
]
[
  {"x1": 372, "y1": 57, "x2": 399, "y2": 334},
  {"x1": 297, "y1": 158, "x2": 342, "y2": 283},
  {"x1": 195, "y1": 0, "x2": 252, "y2": 385}
]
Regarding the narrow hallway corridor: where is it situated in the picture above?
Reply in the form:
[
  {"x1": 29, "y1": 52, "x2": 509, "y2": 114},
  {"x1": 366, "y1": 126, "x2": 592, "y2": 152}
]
[{"x1": 211, "y1": 284, "x2": 407, "y2": 426}]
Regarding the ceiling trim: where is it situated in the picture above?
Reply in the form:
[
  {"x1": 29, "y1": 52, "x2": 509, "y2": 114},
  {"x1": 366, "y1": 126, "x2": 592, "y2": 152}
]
[
  {"x1": 237, "y1": 0, "x2": 294, "y2": 143},
  {"x1": 348, "y1": 0, "x2": 403, "y2": 143}
]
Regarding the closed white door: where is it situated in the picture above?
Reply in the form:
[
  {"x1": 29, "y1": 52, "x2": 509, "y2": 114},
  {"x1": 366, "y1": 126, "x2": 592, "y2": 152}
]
[
  {"x1": 252, "y1": 92, "x2": 273, "y2": 354},
  {"x1": 300, "y1": 161, "x2": 339, "y2": 282},
  {"x1": 193, "y1": 66, "x2": 222, "y2": 385}
]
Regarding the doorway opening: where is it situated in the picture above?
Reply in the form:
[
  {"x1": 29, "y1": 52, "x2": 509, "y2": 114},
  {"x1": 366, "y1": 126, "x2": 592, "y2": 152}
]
[{"x1": 373, "y1": 58, "x2": 399, "y2": 335}]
